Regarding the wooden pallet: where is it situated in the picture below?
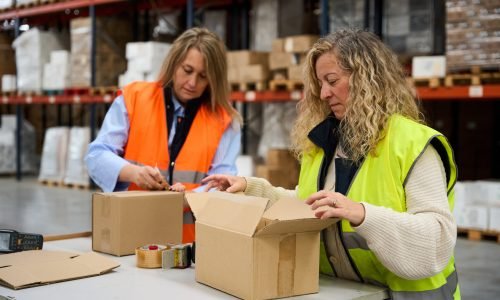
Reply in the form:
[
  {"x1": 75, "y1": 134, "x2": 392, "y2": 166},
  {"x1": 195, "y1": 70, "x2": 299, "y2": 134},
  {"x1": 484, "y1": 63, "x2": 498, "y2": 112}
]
[
  {"x1": 410, "y1": 77, "x2": 442, "y2": 88},
  {"x1": 39, "y1": 179, "x2": 65, "y2": 187},
  {"x1": 63, "y1": 87, "x2": 91, "y2": 96},
  {"x1": 64, "y1": 182, "x2": 91, "y2": 190},
  {"x1": 90, "y1": 86, "x2": 118, "y2": 95},
  {"x1": 444, "y1": 72, "x2": 500, "y2": 87},
  {"x1": 269, "y1": 79, "x2": 303, "y2": 91},
  {"x1": 458, "y1": 228, "x2": 500, "y2": 243},
  {"x1": 230, "y1": 81, "x2": 267, "y2": 92},
  {"x1": 16, "y1": 0, "x2": 40, "y2": 8},
  {"x1": 1, "y1": 91, "x2": 17, "y2": 97}
]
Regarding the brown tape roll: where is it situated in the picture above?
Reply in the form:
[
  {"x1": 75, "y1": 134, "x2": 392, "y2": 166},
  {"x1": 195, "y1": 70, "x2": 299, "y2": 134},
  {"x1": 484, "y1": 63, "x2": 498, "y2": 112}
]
[{"x1": 135, "y1": 244, "x2": 169, "y2": 268}]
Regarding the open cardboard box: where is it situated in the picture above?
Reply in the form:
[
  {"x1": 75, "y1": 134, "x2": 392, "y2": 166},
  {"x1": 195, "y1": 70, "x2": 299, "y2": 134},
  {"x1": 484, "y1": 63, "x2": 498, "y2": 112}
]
[
  {"x1": 0, "y1": 250, "x2": 119, "y2": 290},
  {"x1": 92, "y1": 191, "x2": 184, "y2": 256},
  {"x1": 187, "y1": 192, "x2": 338, "y2": 300}
]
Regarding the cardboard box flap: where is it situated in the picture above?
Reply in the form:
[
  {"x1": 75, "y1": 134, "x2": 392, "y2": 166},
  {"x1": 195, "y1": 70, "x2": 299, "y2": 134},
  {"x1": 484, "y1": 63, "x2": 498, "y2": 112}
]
[
  {"x1": 0, "y1": 251, "x2": 120, "y2": 290},
  {"x1": 96, "y1": 190, "x2": 177, "y2": 198},
  {"x1": 262, "y1": 197, "x2": 317, "y2": 220},
  {"x1": 255, "y1": 198, "x2": 338, "y2": 236},
  {"x1": 190, "y1": 192, "x2": 269, "y2": 236},
  {"x1": 254, "y1": 218, "x2": 337, "y2": 236}
]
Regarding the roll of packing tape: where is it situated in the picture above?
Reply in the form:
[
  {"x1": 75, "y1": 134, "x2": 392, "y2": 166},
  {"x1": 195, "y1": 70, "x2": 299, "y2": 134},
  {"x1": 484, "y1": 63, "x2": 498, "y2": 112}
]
[{"x1": 135, "y1": 244, "x2": 169, "y2": 268}]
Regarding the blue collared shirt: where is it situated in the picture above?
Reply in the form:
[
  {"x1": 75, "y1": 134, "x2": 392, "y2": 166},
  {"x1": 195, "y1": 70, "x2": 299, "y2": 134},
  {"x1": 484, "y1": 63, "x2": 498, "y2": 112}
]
[{"x1": 85, "y1": 95, "x2": 241, "y2": 192}]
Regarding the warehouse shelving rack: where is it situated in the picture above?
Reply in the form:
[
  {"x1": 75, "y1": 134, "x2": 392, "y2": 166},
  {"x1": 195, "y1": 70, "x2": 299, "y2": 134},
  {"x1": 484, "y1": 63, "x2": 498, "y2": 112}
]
[
  {"x1": 0, "y1": 0, "x2": 246, "y2": 181},
  {"x1": 1, "y1": 0, "x2": 499, "y2": 181}
]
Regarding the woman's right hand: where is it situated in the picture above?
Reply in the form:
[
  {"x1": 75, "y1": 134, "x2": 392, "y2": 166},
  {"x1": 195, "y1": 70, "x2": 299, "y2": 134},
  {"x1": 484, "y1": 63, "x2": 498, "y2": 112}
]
[
  {"x1": 201, "y1": 174, "x2": 247, "y2": 193},
  {"x1": 120, "y1": 164, "x2": 168, "y2": 190}
]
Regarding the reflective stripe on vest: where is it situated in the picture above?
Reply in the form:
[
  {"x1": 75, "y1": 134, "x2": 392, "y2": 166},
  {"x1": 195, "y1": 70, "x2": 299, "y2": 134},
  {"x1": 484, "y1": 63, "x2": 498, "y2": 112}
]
[
  {"x1": 126, "y1": 160, "x2": 206, "y2": 184},
  {"x1": 298, "y1": 115, "x2": 460, "y2": 298}
]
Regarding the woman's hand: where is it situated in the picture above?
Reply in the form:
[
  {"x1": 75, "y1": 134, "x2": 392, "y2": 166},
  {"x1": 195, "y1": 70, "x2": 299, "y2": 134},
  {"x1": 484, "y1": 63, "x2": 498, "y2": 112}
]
[
  {"x1": 122, "y1": 164, "x2": 169, "y2": 190},
  {"x1": 201, "y1": 174, "x2": 247, "y2": 193},
  {"x1": 169, "y1": 182, "x2": 186, "y2": 192},
  {"x1": 305, "y1": 190, "x2": 366, "y2": 226}
]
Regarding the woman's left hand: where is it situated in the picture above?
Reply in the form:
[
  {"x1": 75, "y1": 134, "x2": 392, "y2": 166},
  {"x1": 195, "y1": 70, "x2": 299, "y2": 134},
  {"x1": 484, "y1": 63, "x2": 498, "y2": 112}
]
[{"x1": 305, "y1": 190, "x2": 366, "y2": 226}]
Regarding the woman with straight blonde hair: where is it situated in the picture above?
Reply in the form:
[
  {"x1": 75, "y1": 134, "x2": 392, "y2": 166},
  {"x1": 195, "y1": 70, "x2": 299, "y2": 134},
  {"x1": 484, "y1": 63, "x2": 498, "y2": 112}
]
[
  {"x1": 86, "y1": 27, "x2": 242, "y2": 243},
  {"x1": 203, "y1": 28, "x2": 460, "y2": 299}
]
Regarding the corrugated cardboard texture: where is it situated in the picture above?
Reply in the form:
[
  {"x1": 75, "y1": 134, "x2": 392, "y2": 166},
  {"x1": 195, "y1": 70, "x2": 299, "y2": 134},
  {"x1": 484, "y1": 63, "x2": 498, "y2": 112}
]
[
  {"x1": 92, "y1": 191, "x2": 183, "y2": 256},
  {"x1": 189, "y1": 192, "x2": 338, "y2": 299},
  {"x1": 0, "y1": 251, "x2": 119, "y2": 290}
]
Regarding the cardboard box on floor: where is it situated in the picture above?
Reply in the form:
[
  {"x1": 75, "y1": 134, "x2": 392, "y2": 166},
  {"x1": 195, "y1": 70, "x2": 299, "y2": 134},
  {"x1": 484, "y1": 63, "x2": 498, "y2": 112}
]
[
  {"x1": 92, "y1": 191, "x2": 184, "y2": 256},
  {"x1": 0, "y1": 250, "x2": 119, "y2": 290},
  {"x1": 187, "y1": 192, "x2": 338, "y2": 300}
]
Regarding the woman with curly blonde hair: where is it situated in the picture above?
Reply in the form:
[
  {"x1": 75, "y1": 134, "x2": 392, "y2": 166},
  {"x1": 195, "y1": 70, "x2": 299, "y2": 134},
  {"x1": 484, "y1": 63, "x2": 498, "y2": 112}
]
[{"x1": 203, "y1": 28, "x2": 460, "y2": 299}]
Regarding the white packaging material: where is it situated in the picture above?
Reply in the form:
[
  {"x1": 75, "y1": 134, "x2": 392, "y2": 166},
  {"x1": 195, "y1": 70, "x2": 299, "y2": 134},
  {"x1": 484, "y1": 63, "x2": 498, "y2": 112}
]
[
  {"x1": 474, "y1": 181, "x2": 500, "y2": 207},
  {"x1": 118, "y1": 70, "x2": 145, "y2": 88},
  {"x1": 43, "y1": 63, "x2": 71, "y2": 90},
  {"x1": 16, "y1": 0, "x2": 37, "y2": 6},
  {"x1": 0, "y1": 116, "x2": 37, "y2": 174},
  {"x1": 63, "y1": 127, "x2": 90, "y2": 186},
  {"x1": 12, "y1": 28, "x2": 67, "y2": 92},
  {"x1": 456, "y1": 206, "x2": 489, "y2": 230},
  {"x1": 38, "y1": 127, "x2": 69, "y2": 182},
  {"x1": 0, "y1": 114, "x2": 16, "y2": 130},
  {"x1": 453, "y1": 181, "x2": 466, "y2": 222},
  {"x1": 0, "y1": 0, "x2": 14, "y2": 10},
  {"x1": 236, "y1": 155, "x2": 254, "y2": 177},
  {"x1": 50, "y1": 50, "x2": 70, "y2": 65},
  {"x1": 257, "y1": 102, "x2": 297, "y2": 159},
  {"x1": 488, "y1": 208, "x2": 500, "y2": 232},
  {"x1": 1, "y1": 74, "x2": 16, "y2": 92},
  {"x1": 412, "y1": 56, "x2": 446, "y2": 79},
  {"x1": 126, "y1": 41, "x2": 171, "y2": 60},
  {"x1": 127, "y1": 55, "x2": 164, "y2": 74}
]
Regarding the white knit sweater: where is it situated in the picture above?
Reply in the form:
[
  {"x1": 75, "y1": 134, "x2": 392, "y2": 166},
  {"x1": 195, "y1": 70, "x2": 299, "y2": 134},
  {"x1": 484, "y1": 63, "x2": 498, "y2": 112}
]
[{"x1": 244, "y1": 145, "x2": 457, "y2": 280}]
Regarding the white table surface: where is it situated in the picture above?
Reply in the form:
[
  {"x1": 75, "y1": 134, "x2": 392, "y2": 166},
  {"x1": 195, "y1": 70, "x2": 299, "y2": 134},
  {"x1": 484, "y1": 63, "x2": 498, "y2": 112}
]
[{"x1": 0, "y1": 237, "x2": 388, "y2": 300}]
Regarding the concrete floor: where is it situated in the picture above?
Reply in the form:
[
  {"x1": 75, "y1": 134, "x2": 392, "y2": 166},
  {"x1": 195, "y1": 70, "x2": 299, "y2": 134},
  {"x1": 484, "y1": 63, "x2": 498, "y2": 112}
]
[{"x1": 0, "y1": 176, "x2": 499, "y2": 298}]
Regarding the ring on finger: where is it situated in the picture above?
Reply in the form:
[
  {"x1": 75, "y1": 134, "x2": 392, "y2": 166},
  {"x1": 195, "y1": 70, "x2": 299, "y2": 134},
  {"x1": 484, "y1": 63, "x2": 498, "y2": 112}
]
[{"x1": 330, "y1": 198, "x2": 338, "y2": 207}]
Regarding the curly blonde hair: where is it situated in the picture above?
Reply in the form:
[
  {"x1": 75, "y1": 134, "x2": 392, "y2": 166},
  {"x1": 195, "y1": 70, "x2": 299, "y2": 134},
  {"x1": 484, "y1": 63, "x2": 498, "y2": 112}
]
[{"x1": 291, "y1": 28, "x2": 423, "y2": 162}]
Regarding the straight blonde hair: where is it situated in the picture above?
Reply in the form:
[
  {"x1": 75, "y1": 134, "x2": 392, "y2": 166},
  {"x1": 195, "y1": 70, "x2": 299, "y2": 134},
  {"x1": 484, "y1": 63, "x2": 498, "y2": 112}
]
[
  {"x1": 157, "y1": 27, "x2": 241, "y2": 123},
  {"x1": 291, "y1": 28, "x2": 422, "y2": 161}
]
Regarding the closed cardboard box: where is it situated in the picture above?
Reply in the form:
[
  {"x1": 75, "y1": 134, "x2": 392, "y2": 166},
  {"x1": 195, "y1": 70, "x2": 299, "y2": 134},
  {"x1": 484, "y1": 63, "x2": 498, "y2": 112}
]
[
  {"x1": 92, "y1": 191, "x2": 183, "y2": 256},
  {"x1": 187, "y1": 192, "x2": 338, "y2": 300}
]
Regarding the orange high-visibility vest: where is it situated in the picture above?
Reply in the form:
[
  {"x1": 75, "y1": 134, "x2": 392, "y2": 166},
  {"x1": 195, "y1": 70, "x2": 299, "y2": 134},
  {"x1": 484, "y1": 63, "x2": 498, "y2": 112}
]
[{"x1": 122, "y1": 81, "x2": 231, "y2": 243}]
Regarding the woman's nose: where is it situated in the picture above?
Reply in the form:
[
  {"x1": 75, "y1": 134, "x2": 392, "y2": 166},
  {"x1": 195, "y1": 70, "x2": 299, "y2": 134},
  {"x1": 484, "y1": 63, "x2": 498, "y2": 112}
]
[{"x1": 320, "y1": 85, "x2": 332, "y2": 100}]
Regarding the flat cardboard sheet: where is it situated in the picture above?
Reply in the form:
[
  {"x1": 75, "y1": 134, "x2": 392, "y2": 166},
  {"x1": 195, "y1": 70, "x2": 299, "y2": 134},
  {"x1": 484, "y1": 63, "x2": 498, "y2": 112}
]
[{"x1": 0, "y1": 250, "x2": 120, "y2": 290}]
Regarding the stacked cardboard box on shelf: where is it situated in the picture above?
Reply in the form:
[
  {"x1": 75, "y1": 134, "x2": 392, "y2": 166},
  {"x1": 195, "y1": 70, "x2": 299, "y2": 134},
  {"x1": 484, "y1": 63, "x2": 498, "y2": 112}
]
[
  {"x1": 70, "y1": 17, "x2": 132, "y2": 88},
  {"x1": 0, "y1": 33, "x2": 15, "y2": 92},
  {"x1": 227, "y1": 51, "x2": 269, "y2": 88},
  {"x1": 446, "y1": 0, "x2": 500, "y2": 71},
  {"x1": 269, "y1": 35, "x2": 317, "y2": 81},
  {"x1": 256, "y1": 149, "x2": 300, "y2": 190},
  {"x1": 119, "y1": 41, "x2": 171, "y2": 87}
]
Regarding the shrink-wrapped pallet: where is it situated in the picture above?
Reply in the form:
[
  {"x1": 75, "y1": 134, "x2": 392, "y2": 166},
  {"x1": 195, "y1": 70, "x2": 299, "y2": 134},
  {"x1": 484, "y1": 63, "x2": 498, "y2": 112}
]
[
  {"x1": 0, "y1": 0, "x2": 15, "y2": 10},
  {"x1": 0, "y1": 115, "x2": 37, "y2": 174},
  {"x1": 119, "y1": 41, "x2": 171, "y2": 87},
  {"x1": 63, "y1": 127, "x2": 90, "y2": 187},
  {"x1": 38, "y1": 127, "x2": 69, "y2": 183},
  {"x1": 42, "y1": 50, "x2": 71, "y2": 90},
  {"x1": 12, "y1": 28, "x2": 67, "y2": 93},
  {"x1": 70, "y1": 17, "x2": 132, "y2": 87}
]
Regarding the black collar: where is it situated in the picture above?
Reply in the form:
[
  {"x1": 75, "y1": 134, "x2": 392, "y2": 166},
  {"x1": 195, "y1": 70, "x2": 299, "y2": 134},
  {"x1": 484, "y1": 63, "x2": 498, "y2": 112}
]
[{"x1": 307, "y1": 115, "x2": 340, "y2": 157}]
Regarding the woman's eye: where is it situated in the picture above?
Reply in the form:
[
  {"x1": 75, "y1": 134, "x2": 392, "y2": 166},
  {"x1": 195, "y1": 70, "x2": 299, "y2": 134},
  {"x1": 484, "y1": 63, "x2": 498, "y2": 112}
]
[
  {"x1": 328, "y1": 80, "x2": 337, "y2": 86},
  {"x1": 184, "y1": 68, "x2": 192, "y2": 74},
  {"x1": 200, "y1": 74, "x2": 207, "y2": 79}
]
